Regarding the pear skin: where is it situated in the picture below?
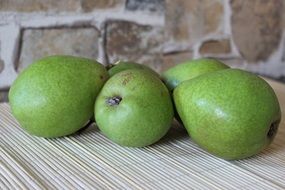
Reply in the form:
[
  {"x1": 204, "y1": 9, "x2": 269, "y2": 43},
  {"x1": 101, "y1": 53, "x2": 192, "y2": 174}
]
[
  {"x1": 95, "y1": 69, "x2": 174, "y2": 147},
  {"x1": 162, "y1": 58, "x2": 229, "y2": 124},
  {"x1": 174, "y1": 69, "x2": 281, "y2": 160},
  {"x1": 9, "y1": 55, "x2": 109, "y2": 138},
  {"x1": 162, "y1": 58, "x2": 229, "y2": 91}
]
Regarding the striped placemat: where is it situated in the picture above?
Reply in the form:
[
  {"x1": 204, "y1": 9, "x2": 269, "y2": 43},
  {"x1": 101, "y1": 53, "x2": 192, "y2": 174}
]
[{"x1": 1, "y1": 86, "x2": 285, "y2": 190}]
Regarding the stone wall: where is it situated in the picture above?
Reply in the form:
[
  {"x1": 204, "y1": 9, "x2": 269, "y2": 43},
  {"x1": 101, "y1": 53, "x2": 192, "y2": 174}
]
[{"x1": 1, "y1": 0, "x2": 285, "y2": 102}]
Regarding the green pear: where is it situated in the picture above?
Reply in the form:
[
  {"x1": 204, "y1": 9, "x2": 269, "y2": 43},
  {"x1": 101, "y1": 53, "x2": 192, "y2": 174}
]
[
  {"x1": 162, "y1": 58, "x2": 229, "y2": 123},
  {"x1": 174, "y1": 69, "x2": 281, "y2": 160},
  {"x1": 95, "y1": 69, "x2": 174, "y2": 147},
  {"x1": 9, "y1": 55, "x2": 109, "y2": 138},
  {"x1": 162, "y1": 58, "x2": 229, "y2": 91},
  {"x1": 107, "y1": 61, "x2": 159, "y2": 77}
]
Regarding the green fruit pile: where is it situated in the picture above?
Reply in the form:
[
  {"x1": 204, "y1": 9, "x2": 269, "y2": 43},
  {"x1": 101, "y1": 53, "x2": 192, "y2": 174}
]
[{"x1": 9, "y1": 56, "x2": 281, "y2": 160}]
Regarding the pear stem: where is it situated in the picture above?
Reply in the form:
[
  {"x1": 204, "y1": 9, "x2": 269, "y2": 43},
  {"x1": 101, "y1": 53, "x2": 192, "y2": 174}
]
[{"x1": 106, "y1": 60, "x2": 122, "y2": 70}]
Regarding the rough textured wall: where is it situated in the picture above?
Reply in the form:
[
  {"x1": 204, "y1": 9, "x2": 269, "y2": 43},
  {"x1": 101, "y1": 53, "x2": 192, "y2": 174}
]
[
  {"x1": 164, "y1": 0, "x2": 285, "y2": 76},
  {"x1": 0, "y1": 0, "x2": 285, "y2": 102}
]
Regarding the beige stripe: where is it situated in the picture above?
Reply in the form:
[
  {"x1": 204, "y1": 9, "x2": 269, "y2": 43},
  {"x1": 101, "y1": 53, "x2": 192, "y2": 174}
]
[{"x1": 1, "y1": 102, "x2": 285, "y2": 189}]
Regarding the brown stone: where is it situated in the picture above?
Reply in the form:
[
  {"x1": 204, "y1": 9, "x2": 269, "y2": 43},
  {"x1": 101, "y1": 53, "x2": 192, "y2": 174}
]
[
  {"x1": 218, "y1": 57, "x2": 244, "y2": 67},
  {"x1": 126, "y1": 0, "x2": 165, "y2": 14},
  {"x1": 105, "y1": 20, "x2": 164, "y2": 72},
  {"x1": 0, "y1": 0, "x2": 81, "y2": 12},
  {"x1": 231, "y1": 0, "x2": 283, "y2": 62},
  {"x1": 165, "y1": 0, "x2": 223, "y2": 47},
  {"x1": 139, "y1": 55, "x2": 164, "y2": 73},
  {"x1": 199, "y1": 39, "x2": 231, "y2": 55},
  {"x1": 162, "y1": 51, "x2": 193, "y2": 72},
  {"x1": 0, "y1": 90, "x2": 8, "y2": 102},
  {"x1": 0, "y1": 59, "x2": 4, "y2": 74},
  {"x1": 81, "y1": 0, "x2": 125, "y2": 12},
  {"x1": 18, "y1": 27, "x2": 100, "y2": 72}
]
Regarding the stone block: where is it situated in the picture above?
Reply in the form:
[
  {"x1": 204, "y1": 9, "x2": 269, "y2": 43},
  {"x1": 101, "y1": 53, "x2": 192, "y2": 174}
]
[
  {"x1": 162, "y1": 51, "x2": 193, "y2": 72},
  {"x1": 199, "y1": 39, "x2": 231, "y2": 55},
  {"x1": 18, "y1": 27, "x2": 100, "y2": 72},
  {"x1": 165, "y1": 0, "x2": 223, "y2": 49},
  {"x1": 218, "y1": 57, "x2": 244, "y2": 67},
  {"x1": 231, "y1": 0, "x2": 282, "y2": 62},
  {"x1": 0, "y1": 0, "x2": 125, "y2": 13},
  {"x1": 81, "y1": 0, "x2": 125, "y2": 12},
  {"x1": 105, "y1": 20, "x2": 164, "y2": 72},
  {"x1": 126, "y1": 0, "x2": 165, "y2": 14},
  {"x1": 138, "y1": 54, "x2": 164, "y2": 73},
  {"x1": 0, "y1": 0, "x2": 81, "y2": 12}
]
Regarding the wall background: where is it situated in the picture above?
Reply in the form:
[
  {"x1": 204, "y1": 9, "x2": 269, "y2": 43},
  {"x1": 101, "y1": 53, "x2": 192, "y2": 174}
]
[{"x1": 0, "y1": 0, "x2": 285, "y2": 102}]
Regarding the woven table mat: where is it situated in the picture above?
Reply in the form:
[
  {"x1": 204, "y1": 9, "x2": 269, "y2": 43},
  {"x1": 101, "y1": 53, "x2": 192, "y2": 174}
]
[{"x1": 1, "y1": 80, "x2": 285, "y2": 189}]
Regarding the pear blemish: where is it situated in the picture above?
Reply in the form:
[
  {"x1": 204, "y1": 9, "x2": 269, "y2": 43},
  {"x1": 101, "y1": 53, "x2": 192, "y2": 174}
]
[
  {"x1": 267, "y1": 121, "x2": 279, "y2": 139},
  {"x1": 106, "y1": 96, "x2": 122, "y2": 106}
]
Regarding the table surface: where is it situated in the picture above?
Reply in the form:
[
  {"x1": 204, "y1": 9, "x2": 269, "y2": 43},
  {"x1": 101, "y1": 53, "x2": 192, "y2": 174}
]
[{"x1": 1, "y1": 79, "x2": 285, "y2": 190}]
